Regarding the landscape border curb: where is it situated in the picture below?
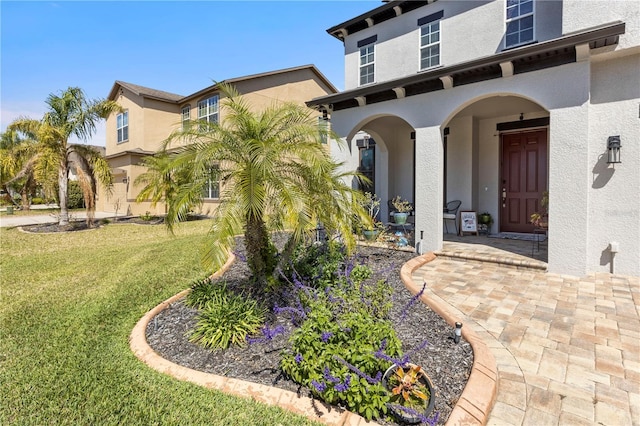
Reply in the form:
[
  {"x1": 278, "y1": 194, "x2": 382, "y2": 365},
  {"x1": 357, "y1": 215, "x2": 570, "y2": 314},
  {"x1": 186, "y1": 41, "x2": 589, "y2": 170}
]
[
  {"x1": 129, "y1": 249, "x2": 496, "y2": 425},
  {"x1": 129, "y1": 253, "x2": 377, "y2": 426},
  {"x1": 400, "y1": 253, "x2": 498, "y2": 426}
]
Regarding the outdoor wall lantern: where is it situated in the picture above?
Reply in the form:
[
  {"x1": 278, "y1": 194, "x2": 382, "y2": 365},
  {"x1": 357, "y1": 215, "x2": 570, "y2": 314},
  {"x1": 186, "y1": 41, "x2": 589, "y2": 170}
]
[
  {"x1": 607, "y1": 136, "x2": 621, "y2": 164},
  {"x1": 363, "y1": 134, "x2": 370, "y2": 149}
]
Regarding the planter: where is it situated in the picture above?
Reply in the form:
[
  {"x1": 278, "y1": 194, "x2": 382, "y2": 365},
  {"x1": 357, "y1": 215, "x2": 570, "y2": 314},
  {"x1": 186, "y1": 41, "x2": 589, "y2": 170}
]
[
  {"x1": 393, "y1": 212, "x2": 408, "y2": 225},
  {"x1": 362, "y1": 229, "x2": 380, "y2": 241},
  {"x1": 382, "y1": 363, "x2": 436, "y2": 424},
  {"x1": 478, "y1": 214, "x2": 492, "y2": 225}
]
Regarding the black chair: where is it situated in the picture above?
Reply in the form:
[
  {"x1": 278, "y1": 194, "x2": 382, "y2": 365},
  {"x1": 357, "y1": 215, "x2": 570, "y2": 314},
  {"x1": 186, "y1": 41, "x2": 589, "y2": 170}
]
[{"x1": 443, "y1": 200, "x2": 462, "y2": 234}]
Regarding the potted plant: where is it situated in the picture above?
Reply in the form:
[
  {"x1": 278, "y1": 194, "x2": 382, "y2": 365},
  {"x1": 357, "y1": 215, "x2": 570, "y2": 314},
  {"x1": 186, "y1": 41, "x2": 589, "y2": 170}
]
[
  {"x1": 391, "y1": 196, "x2": 412, "y2": 225},
  {"x1": 382, "y1": 363, "x2": 436, "y2": 424},
  {"x1": 530, "y1": 191, "x2": 549, "y2": 229},
  {"x1": 478, "y1": 212, "x2": 492, "y2": 225},
  {"x1": 360, "y1": 192, "x2": 382, "y2": 241}
]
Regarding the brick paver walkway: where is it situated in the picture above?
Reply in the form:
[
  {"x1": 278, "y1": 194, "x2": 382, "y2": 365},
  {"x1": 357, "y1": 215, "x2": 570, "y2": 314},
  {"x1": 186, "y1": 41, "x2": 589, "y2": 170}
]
[{"x1": 411, "y1": 241, "x2": 639, "y2": 425}]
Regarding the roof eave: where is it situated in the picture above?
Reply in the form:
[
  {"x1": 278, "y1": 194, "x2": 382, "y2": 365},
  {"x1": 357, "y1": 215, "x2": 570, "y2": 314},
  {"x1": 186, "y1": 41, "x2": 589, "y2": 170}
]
[{"x1": 309, "y1": 21, "x2": 626, "y2": 108}]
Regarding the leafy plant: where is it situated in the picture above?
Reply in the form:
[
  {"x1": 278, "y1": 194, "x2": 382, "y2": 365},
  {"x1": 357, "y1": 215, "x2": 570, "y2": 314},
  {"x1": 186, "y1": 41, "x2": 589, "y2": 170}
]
[
  {"x1": 188, "y1": 283, "x2": 266, "y2": 350},
  {"x1": 478, "y1": 212, "x2": 493, "y2": 225},
  {"x1": 140, "y1": 211, "x2": 155, "y2": 221},
  {"x1": 388, "y1": 364, "x2": 430, "y2": 409},
  {"x1": 184, "y1": 276, "x2": 217, "y2": 309},
  {"x1": 67, "y1": 180, "x2": 84, "y2": 209},
  {"x1": 278, "y1": 242, "x2": 405, "y2": 421},
  {"x1": 530, "y1": 190, "x2": 549, "y2": 227},
  {"x1": 391, "y1": 196, "x2": 412, "y2": 213}
]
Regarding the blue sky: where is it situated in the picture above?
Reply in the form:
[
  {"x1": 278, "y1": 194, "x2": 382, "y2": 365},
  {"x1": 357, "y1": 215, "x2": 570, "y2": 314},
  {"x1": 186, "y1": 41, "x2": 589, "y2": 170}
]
[{"x1": 1, "y1": 0, "x2": 381, "y2": 145}]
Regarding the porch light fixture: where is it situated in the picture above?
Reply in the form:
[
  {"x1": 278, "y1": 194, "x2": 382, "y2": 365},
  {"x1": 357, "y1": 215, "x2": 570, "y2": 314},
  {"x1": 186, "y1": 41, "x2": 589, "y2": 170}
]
[
  {"x1": 607, "y1": 136, "x2": 621, "y2": 164},
  {"x1": 364, "y1": 134, "x2": 370, "y2": 149}
]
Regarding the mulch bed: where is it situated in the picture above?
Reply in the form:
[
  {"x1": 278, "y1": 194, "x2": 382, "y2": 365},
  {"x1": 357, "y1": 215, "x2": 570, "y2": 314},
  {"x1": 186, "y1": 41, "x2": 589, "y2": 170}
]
[
  {"x1": 20, "y1": 221, "x2": 99, "y2": 233},
  {"x1": 146, "y1": 235, "x2": 473, "y2": 425}
]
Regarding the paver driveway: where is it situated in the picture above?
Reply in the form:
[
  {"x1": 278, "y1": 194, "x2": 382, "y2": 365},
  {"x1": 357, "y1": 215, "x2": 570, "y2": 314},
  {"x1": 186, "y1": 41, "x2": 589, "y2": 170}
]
[{"x1": 411, "y1": 242, "x2": 639, "y2": 425}]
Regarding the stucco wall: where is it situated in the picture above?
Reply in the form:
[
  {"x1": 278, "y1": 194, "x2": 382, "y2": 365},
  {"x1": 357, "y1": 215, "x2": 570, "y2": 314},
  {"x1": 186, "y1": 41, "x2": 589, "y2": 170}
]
[
  {"x1": 586, "y1": 52, "x2": 640, "y2": 276},
  {"x1": 106, "y1": 88, "x2": 179, "y2": 155},
  {"x1": 342, "y1": 0, "x2": 566, "y2": 90},
  {"x1": 562, "y1": 0, "x2": 640, "y2": 50}
]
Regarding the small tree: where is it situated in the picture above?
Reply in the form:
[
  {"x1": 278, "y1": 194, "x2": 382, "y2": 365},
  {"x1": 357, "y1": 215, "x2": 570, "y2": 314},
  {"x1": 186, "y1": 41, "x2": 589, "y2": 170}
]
[
  {"x1": 8, "y1": 87, "x2": 121, "y2": 226},
  {"x1": 161, "y1": 83, "x2": 368, "y2": 288}
]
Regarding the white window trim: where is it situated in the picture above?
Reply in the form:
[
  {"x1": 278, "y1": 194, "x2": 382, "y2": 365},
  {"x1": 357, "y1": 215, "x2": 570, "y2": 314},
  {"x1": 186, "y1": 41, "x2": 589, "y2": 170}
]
[
  {"x1": 419, "y1": 20, "x2": 441, "y2": 71},
  {"x1": 116, "y1": 111, "x2": 128, "y2": 144},
  {"x1": 197, "y1": 95, "x2": 219, "y2": 125},
  {"x1": 504, "y1": 0, "x2": 536, "y2": 49},
  {"x1": 359, "y1": 43, "x2": 375, "y2": 87},
  {"x1": 181, "y1": 105, "x2": 190, "y2": 130}
]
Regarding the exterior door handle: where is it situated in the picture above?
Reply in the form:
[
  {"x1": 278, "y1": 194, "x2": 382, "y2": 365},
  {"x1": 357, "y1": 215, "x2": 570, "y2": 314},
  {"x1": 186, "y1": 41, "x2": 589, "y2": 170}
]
[{"x1": 502, "y1": 188, "x2": 507, "y2": 208}]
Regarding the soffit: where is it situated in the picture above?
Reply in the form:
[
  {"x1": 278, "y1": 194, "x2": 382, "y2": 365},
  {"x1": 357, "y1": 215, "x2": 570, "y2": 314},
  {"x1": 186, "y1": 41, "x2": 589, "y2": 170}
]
[{"x1": 307, "y1": 21, "x2": 626, "y2": 112}]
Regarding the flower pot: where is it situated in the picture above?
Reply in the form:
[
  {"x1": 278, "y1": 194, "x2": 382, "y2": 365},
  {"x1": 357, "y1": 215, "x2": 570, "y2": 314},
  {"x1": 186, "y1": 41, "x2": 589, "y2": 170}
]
[
  {"x1": 393, "y1": 212, "x2": 408, "y2": 225},
  {"x1": 479, "y1": 214, "x2": 491, "y2": 225},
  {"x1": 382, "y1": 363, "x2": 436, "y2": 425},
  {"x1": 362, "y1": 229, "x2": 380, "y2": 241}
]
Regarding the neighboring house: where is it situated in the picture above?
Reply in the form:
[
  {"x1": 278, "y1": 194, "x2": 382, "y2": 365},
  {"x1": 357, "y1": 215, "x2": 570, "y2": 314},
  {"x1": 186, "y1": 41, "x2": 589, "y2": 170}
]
[
  {"x1": 98, "y1": 65, "x2": 337, "y2": 217},
  {"x1": 307, "y1": 0, "x2": 639, "y2": 276},
  {"x1": 69, "y1": 145, "x2": 106, "y2": 181}
]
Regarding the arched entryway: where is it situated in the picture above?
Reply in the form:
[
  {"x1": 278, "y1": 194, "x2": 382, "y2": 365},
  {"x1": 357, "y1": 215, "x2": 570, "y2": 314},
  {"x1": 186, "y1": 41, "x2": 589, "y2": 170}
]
[
  {"x1": 442, "y1": 94, "x2": 549, "y2": 238},
  {"x1": 347, "y1": 115, "x2": 416, "y2": 222}
]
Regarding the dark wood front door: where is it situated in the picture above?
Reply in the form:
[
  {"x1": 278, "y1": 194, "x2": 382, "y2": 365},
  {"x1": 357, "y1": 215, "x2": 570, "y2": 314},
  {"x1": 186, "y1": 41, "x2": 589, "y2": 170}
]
[{"x1": 500, "y1": 130, "x2": 548, "y2": 233}]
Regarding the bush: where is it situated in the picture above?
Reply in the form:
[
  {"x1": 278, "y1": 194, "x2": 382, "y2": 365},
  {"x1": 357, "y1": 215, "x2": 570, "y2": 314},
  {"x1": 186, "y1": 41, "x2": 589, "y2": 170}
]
[
  {"x1": 31, "y1": 197, "x2": 45, "y2": 205},
  {"x1": 188, "y1": 283, "x2": 265, "y2": 350},
  {"x1": 184, "y1": 276, "x2": 217, "y2": 309},
  {"x1": 278, "y1": 241, "x2": 403, "y2": 421},
  {"x1": 67, "y1": 181, "x2": 84, "y2": 209}
]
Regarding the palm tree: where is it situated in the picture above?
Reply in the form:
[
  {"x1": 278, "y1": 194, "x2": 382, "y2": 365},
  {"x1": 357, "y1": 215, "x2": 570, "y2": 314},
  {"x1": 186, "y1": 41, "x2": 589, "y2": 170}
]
[
  {"x1": 8, "y1": 87, "x2": 121, "y2": 226},
  {"x1": 0, "y1": 129, "x2": 40, "y2": 210},
  {"x1": 134, "y1": 151, "x2": 190, "y2": 214},
  {"x1": 162, "y1": 83, "x2": 368, "y2": 287}
]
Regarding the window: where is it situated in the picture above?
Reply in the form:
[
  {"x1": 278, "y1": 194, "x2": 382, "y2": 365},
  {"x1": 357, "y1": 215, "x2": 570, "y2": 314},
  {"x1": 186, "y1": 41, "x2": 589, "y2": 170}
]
[
  {"x1": 198, "y1": 96, "x2": 219, "y2": 127},
  {"x1": 318, "y1": 116, "x2": 328, "y2": 144},
  {"x1": 181, "y1": 106, "x2": 190, "y2": 130},
  {"x1": 420, "y1": 20, "x2": 440, "y2": 70},
  {"x1": 202, "y1": 166, "x2": 220, "y2": 199},
  {"x1": 359, "y1": 44, "x2": 375, "y2": 86},
  {"x1": 116, "y1": 111, "x2": 128, "y2": 143},
  {"x1": 505, "y1": 0, "x2": 534, "y2": 48}
]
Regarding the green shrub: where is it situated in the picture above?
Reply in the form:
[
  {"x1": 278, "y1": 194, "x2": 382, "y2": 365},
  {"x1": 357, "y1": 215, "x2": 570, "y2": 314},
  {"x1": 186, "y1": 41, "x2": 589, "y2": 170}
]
[
  {"x1": 31, "y1": 197, "x2": 45, "y2": 205},
  {"x1": 279, "y1": 244, "x2": 403, "y2": 421},
  {"x1": 188, "y1": 284, "x2": 265, "y2": 350},
  {"x1": 280, "y1": 299, "x2": 401, "y2": 421},
  {"x1": 140, "y1": 211, "x2": 154, "y2": 221},
  {"x1": 290, "y1": 240, "x2": 347, "y2": 289},
  {"x1": 184, "y1": 277, "x2": 217, "y2": 309},
  {"x1": 67, "y1": 180, "x2": 84, "y2": 209}
]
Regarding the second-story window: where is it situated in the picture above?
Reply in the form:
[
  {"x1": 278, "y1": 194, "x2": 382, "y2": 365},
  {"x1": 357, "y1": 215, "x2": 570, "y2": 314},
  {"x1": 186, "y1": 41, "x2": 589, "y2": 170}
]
[
  {"x1": 198, "y1": 95, "x2": 219, "y2": 126},
  {"x1": 116, "y1": 111, "x2": 128, "y2": 143},
  {"x1": 359, "y1": 44, "x2": 375, "y2": 86},
  {"x1": 505, "y1": 0, "x2": 534, "y2": 48},
  {"x1": 420, "y1": 20, "x2": 441, "y2": 70},
  {"x1": 181, "y1": 106, "x2": 190, "y2": 130}
]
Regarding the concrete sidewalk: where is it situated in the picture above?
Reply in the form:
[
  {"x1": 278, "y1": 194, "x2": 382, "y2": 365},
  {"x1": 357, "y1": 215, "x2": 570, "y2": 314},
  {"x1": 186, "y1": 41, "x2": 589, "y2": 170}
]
[{"x1": 0, "y1": 210, "x2": 126, "y2": 228}]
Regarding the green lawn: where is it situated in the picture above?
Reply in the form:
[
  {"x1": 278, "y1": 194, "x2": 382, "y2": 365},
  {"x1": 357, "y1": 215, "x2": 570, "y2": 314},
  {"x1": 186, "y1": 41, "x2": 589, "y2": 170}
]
[{"x1": 0, "y1": 221, "x2": 320, "y2": 425}]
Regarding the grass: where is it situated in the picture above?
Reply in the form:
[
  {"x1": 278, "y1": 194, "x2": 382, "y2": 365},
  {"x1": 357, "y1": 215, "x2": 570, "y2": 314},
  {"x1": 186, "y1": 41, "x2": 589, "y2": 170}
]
[
  {"x1": 0, "y1": 221, "x2": 321, "y2": 425},
  {"x1": 0, "y1": 207, "x2": 83, "y2": 217}
]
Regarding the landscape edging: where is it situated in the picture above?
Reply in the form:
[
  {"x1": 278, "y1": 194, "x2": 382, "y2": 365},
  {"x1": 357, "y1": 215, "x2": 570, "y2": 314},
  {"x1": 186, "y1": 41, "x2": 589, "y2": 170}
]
[
  {"x1": 399, "y1": 253, "x2": 498, "y2": 426},
  {"x1": 128, "y1": 252, "x2": 376, "y2": 426}
]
